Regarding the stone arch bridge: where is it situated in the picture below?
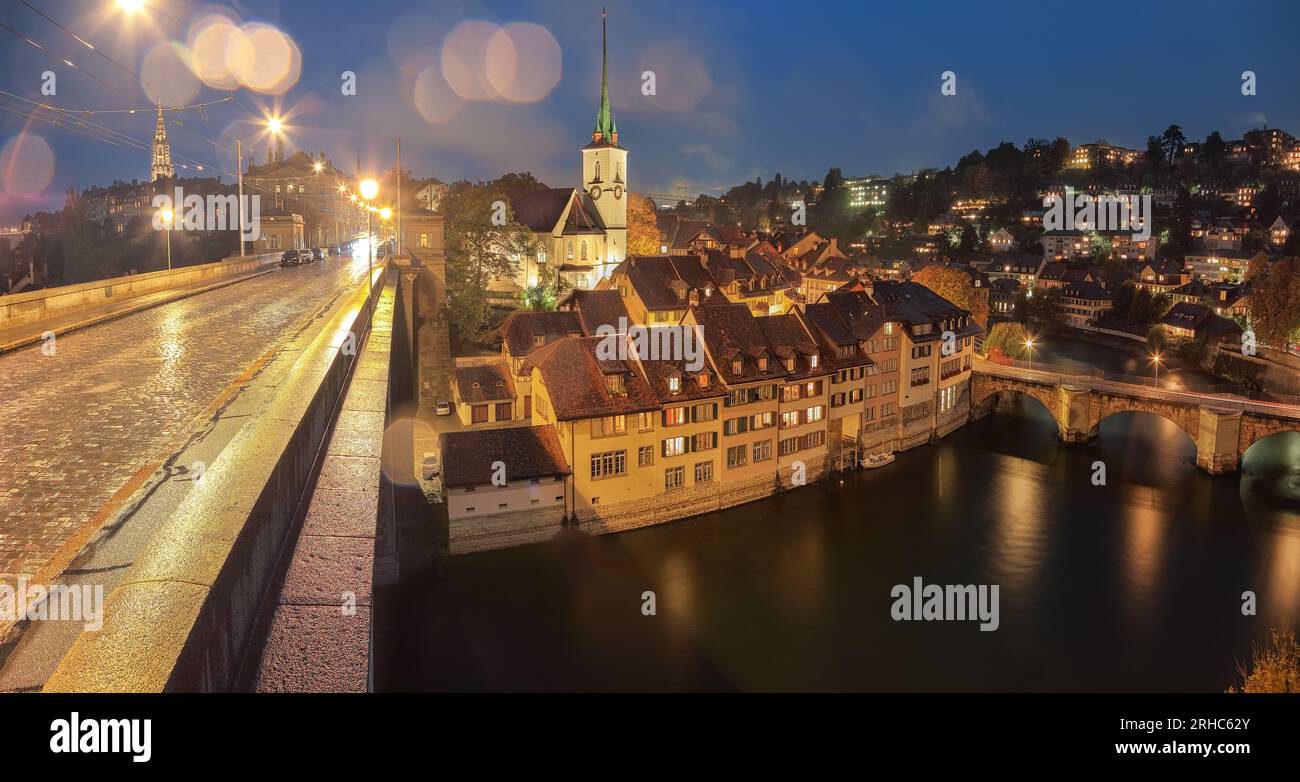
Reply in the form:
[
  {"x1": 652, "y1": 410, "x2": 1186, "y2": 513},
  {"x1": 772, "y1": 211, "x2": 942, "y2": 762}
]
[{"x1": 970, "y1": 360, "x2": 1300, "y2": 474}]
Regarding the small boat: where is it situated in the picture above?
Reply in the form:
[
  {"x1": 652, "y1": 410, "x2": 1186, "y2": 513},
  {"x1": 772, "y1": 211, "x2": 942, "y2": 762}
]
[{"x1": 861, "y1": 452, "x2": 895, "y2": 469}]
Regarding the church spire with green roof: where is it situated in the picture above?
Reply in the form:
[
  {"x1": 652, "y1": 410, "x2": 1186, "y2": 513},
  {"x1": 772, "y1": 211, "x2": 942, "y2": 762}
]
[{"x1": 592, "y1": 7, "x2": 618, "y2": 146}]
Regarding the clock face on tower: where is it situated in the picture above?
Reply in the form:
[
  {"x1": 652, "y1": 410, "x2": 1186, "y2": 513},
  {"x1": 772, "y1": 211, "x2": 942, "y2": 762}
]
[
  {"x1": 612, "y1": 185, "x2": 624, "y2": 200},
  {"x1": 589, "y1": 185, "x2": 602, "y2": 201}
]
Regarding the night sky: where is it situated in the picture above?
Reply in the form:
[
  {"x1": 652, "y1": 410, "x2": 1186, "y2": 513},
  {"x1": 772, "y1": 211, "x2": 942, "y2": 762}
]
[{"x1": 2, "y1": 0, "x2": 1299, "y2": 222}]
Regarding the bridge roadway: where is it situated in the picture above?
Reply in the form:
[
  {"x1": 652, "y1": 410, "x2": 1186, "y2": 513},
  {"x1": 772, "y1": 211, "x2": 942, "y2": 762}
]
[{"x1": 0, "y1": 254, "x2": 371, "y2": 593}]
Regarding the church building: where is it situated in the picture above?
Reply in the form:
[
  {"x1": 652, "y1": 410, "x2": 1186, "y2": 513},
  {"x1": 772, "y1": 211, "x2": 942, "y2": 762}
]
[{"x1": 506, "y1": 10, "x2": 628, "y2": 292}]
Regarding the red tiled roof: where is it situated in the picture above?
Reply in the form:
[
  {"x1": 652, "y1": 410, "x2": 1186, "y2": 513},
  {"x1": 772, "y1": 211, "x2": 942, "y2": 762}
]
[{"x1": 439, "y1": 425, "x2": 570, "y2": 488}]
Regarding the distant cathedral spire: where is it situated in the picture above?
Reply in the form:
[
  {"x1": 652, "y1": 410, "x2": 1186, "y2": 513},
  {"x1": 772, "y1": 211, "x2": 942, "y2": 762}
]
[
  {"x1": 592, "y1": 7, "x2": 618, "y2": 145},
  {"x1": 151, "y1": 100, "x2": 174, "y2": 181}
]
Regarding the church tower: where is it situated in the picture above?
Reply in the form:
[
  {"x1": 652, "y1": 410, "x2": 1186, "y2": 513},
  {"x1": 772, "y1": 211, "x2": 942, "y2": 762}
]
[
  {"x1": 581, "y1": 8, "x2": 627, "y2": 279},
  {"x1": 151, "y1": 100, "x2": 174, "y2": 181}
]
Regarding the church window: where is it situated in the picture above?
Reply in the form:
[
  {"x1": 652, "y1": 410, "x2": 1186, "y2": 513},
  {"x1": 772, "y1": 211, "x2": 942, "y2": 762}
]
[
  {"x1": 581, "y1": 241, "x2": 588, "y2": 260},
  {"x1": 567, "y1": 240, "x2": 574, "y2": 258},
  {"x1": 594, "y1": 161, "x2": 601, "y2": 181},
  {"x1": 419, "y1": 233, "x2": 429, "y2": 248}
]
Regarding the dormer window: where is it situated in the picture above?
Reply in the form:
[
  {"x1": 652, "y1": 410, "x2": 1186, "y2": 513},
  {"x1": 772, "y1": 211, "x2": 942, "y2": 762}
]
[
  {"x1": 785, "y1": 357, "x2": 796, "y2": 371},
  {"x1": 604, "y1": 374, "x2": 626, "y2": 395},
  {"x1": 810, "y1": 354, "x2": 819, "y2": 369},
  {"x1": 697, "y1": 374, "x2": 709, "y2": 389},
  {"x1": 533, "y1": 335, "x2": 545, "y2": 347},
  {"x1": 731, "y1": 359, "x2": 742, "y2": 374},
  {"x1": 667, "y1": 374, "x2": 681, "y2": 393},
  {"x1": 884, "y1": 322, "x2": 894, "y2": 335},
  {"x1": 758, "y1": 357, "x2": 768, "y2": 371}
]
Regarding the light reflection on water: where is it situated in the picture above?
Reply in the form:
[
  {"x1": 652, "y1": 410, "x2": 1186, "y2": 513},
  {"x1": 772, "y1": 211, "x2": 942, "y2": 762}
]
[{"x1": 396, "y1": 393, "x2": 1300, "y2": 693}]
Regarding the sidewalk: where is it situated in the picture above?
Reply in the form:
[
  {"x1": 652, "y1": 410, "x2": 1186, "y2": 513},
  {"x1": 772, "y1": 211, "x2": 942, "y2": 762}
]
[{"x1": 0, "y1": 263, "x2": 278, "y2": 355}]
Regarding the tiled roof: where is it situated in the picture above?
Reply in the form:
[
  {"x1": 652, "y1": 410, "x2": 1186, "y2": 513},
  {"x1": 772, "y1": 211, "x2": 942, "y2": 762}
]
[
  {"x1": 637, "y1": 348, "x2": 726, "y2": 403},
  {"x1": 439, "y1": 425, "x2": 570, "y2": 489},
  {"x1": 872, "y1": 280, "x2": 982, "y2": 340},
  {"x1": 556, "y1": 288, "x2": 631, "y2": 332},
  {"x1": 497, "y1": 311, "x2": 586, "y2": 357},
  {"x1": 451, "y1": 363, "x2": 517, "y2": 403},
  {"x1": 525, "y1": 336, "x2": 660, "y2": 420},
  {"x1": 615, "y1": 255, "x2": 719, "y2": 312},
  {"x1": 688, "y1": 302, "x2": 786, "y2": 384},
  {"x1": 823, "y1": 290, "x2": 886, "y2": 342},
  {"x1": 1061, "y1": 281, "x2": 1111, "y2": 301},
  {"x1": 511, "y1": 188, "x2": 579, "y2": 233},
  {"x1": 1160, "y1": 301, "x2": 1242, "y2": 337}
]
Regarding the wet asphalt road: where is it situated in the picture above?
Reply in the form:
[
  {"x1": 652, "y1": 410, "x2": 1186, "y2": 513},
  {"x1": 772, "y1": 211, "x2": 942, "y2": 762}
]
[{"x1": 0, "y1": 255, "x2": 369, "y2": 584}]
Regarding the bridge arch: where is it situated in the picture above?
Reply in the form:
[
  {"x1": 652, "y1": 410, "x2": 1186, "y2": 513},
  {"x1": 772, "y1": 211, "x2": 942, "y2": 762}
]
[
  {"x1": 970, "y1": 374, "x2": 1061, "y2": 433},
  {"x1": 1088, "y1": 393, "x2": 1199, "y2": 445},
  {"x1": 1238, "y1": 417, "x2": 1300, "y2": 460},
  {"x1": 1089, "y1": 409, "x2": 1199, "y2": 455}
]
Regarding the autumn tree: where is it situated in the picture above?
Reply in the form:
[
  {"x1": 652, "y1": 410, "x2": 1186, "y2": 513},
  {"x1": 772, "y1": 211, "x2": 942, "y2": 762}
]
[
  {"x1": 1230, "y1": 628, "x2": 1299, "y2": 693},
  {"x1": 626, "y1": 192, "x2": 660, "y2": 256},
  {"x1": 912, "y1": 265, "x2": 989, "y2": 327},
  {"x1": 1247, "y1": 256, "x2": 1300, "y2": 347}
]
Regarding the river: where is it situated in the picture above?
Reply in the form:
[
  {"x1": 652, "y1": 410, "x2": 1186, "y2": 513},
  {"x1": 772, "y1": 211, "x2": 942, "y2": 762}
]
[{"x1": 381, "y1": 336, "x2": 1300, "y2": 692}]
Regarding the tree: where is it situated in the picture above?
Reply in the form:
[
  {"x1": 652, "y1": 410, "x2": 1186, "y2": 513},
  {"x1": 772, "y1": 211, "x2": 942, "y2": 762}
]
[
  {"x1": 626, "y1": 193, "x2": 659, "y2": 256},
  {"x1": 1230, "y1": 628, "x2": 1299, "y2": 693},
  {"x1": 983, "y1": 321, "x2": 1031, "y2": 360},
  {"x1": 493, "y1": 171, "x2": 548, "y2": 203},
  {"x1": 1146, "y1": 324, "x2": 1169, "y2": 353},
  {"x1": 1248, "y1": 256, "x2": 1300, "y2": 347},
  {"x1": 521, "y1": 262, "x2": 567, "y2": 312},
  {"x1": 912, "y1": 264, "x2": 989, "y2": 327},
  {"x1": 442, "y1": 181, "x2": 539, "y2": 339},
  {"x1": 1161, "y1": 124, "x2": 1186, "y2": 164},
  {"x1": 1024, "y1": 286, "x2": 1064, "y2": 327}
]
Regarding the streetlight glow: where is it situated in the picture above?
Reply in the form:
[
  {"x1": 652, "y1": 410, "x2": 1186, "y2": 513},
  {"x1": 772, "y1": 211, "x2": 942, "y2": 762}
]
[
  {"x1": 359, "y1": 178, "x2": 379, "y2": 201},
  {"x1": 266, "y1": 117, "x2": 284, "y2": 134},
  {"x1": 379, "y1": 207, "x2": 392, "y2": 221},
  {"x1": 115, "y1": 0, "x2": 145, "y2": 14},
  {"x1": 313, "y1": 162, "x2": 323, "y2": 173}
]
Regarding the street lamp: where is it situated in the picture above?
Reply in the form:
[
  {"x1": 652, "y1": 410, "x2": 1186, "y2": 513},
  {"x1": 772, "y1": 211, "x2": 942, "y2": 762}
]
[
  {"x1": 159, "y1": 207, "x2": 173, "y2": 270},
  {"x1": 1024, "y1": 337, "x2": 1034, "y2": 364},
  {"x1": 359, "y1": 178, "x2": 379, "y2": 281},
  {"x1": 1151, "y1": 352, "x2": 1161, "y2": 386}
]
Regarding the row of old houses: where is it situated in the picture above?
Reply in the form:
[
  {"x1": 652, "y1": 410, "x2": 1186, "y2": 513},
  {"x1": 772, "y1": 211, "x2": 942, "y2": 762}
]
[{"x1": 439, "y1": 258, "x2": 979, "y2": 544}]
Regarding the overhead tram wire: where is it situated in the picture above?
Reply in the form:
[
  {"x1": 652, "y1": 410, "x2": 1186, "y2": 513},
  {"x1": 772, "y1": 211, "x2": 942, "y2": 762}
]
[
  {"x1": 14, "y1": 0, "x2": 268, "y2": 169},
  {"x1": 17, "y1": 0, "x2": 176, "y2": 105},
  {"x1": 0, "y1": 21, "x2": 136, "y2": 99}
]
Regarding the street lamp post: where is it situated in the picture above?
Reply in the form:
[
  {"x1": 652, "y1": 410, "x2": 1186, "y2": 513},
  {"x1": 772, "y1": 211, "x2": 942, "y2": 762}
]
[
  {"x1": 1152, "y1": 353, "x2": 1161, "y2": 387},
  {"x1": 359, "y1": 178, "x2": 379, "y2": 284},
  {"x1": 160, "y1": 207, "x2": 173, "y2": 270}
]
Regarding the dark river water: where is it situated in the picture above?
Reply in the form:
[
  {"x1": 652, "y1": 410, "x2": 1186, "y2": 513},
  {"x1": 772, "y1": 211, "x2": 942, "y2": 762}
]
[{"x1": 387, "y1": 337, "x2": 1300, "y2": 692}]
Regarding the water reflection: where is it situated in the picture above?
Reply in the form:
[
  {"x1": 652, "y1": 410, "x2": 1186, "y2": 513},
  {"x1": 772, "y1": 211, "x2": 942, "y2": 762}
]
[{"x1": 398, "y1": 380, "x2": 1300, "y2": 692}]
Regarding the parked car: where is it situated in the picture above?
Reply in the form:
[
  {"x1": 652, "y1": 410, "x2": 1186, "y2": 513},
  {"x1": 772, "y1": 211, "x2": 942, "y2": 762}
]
[
  {"x1": 310, "y1": 248, "x2": 324, "y2": 262},
  {"x1": 278, "y1": 250, "x2": 301, "y2": 266},
  {"x1": 327, "y1": 245, "x2": 340, "y2": 256},
  {"x1": 421, "y1": 452, "x2": 441, "y2": 480},
  {"x1": 435, "y1": 400, "x2": 452, "y2": 416}
]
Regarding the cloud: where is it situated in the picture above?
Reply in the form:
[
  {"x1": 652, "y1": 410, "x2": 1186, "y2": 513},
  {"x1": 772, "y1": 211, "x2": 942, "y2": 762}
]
[
  {"x1": 682, "y1": 143, "x2": 732, "y2": 172},
  {"x1": 914, "y1": 78, "x2": 991, "y2": 132}
]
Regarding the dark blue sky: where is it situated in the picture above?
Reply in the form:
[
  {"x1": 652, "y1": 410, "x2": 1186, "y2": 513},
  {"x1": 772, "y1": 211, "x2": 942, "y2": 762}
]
[{"x1": 3, "y1": 0, "x2": 1299, "y2": 222}]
